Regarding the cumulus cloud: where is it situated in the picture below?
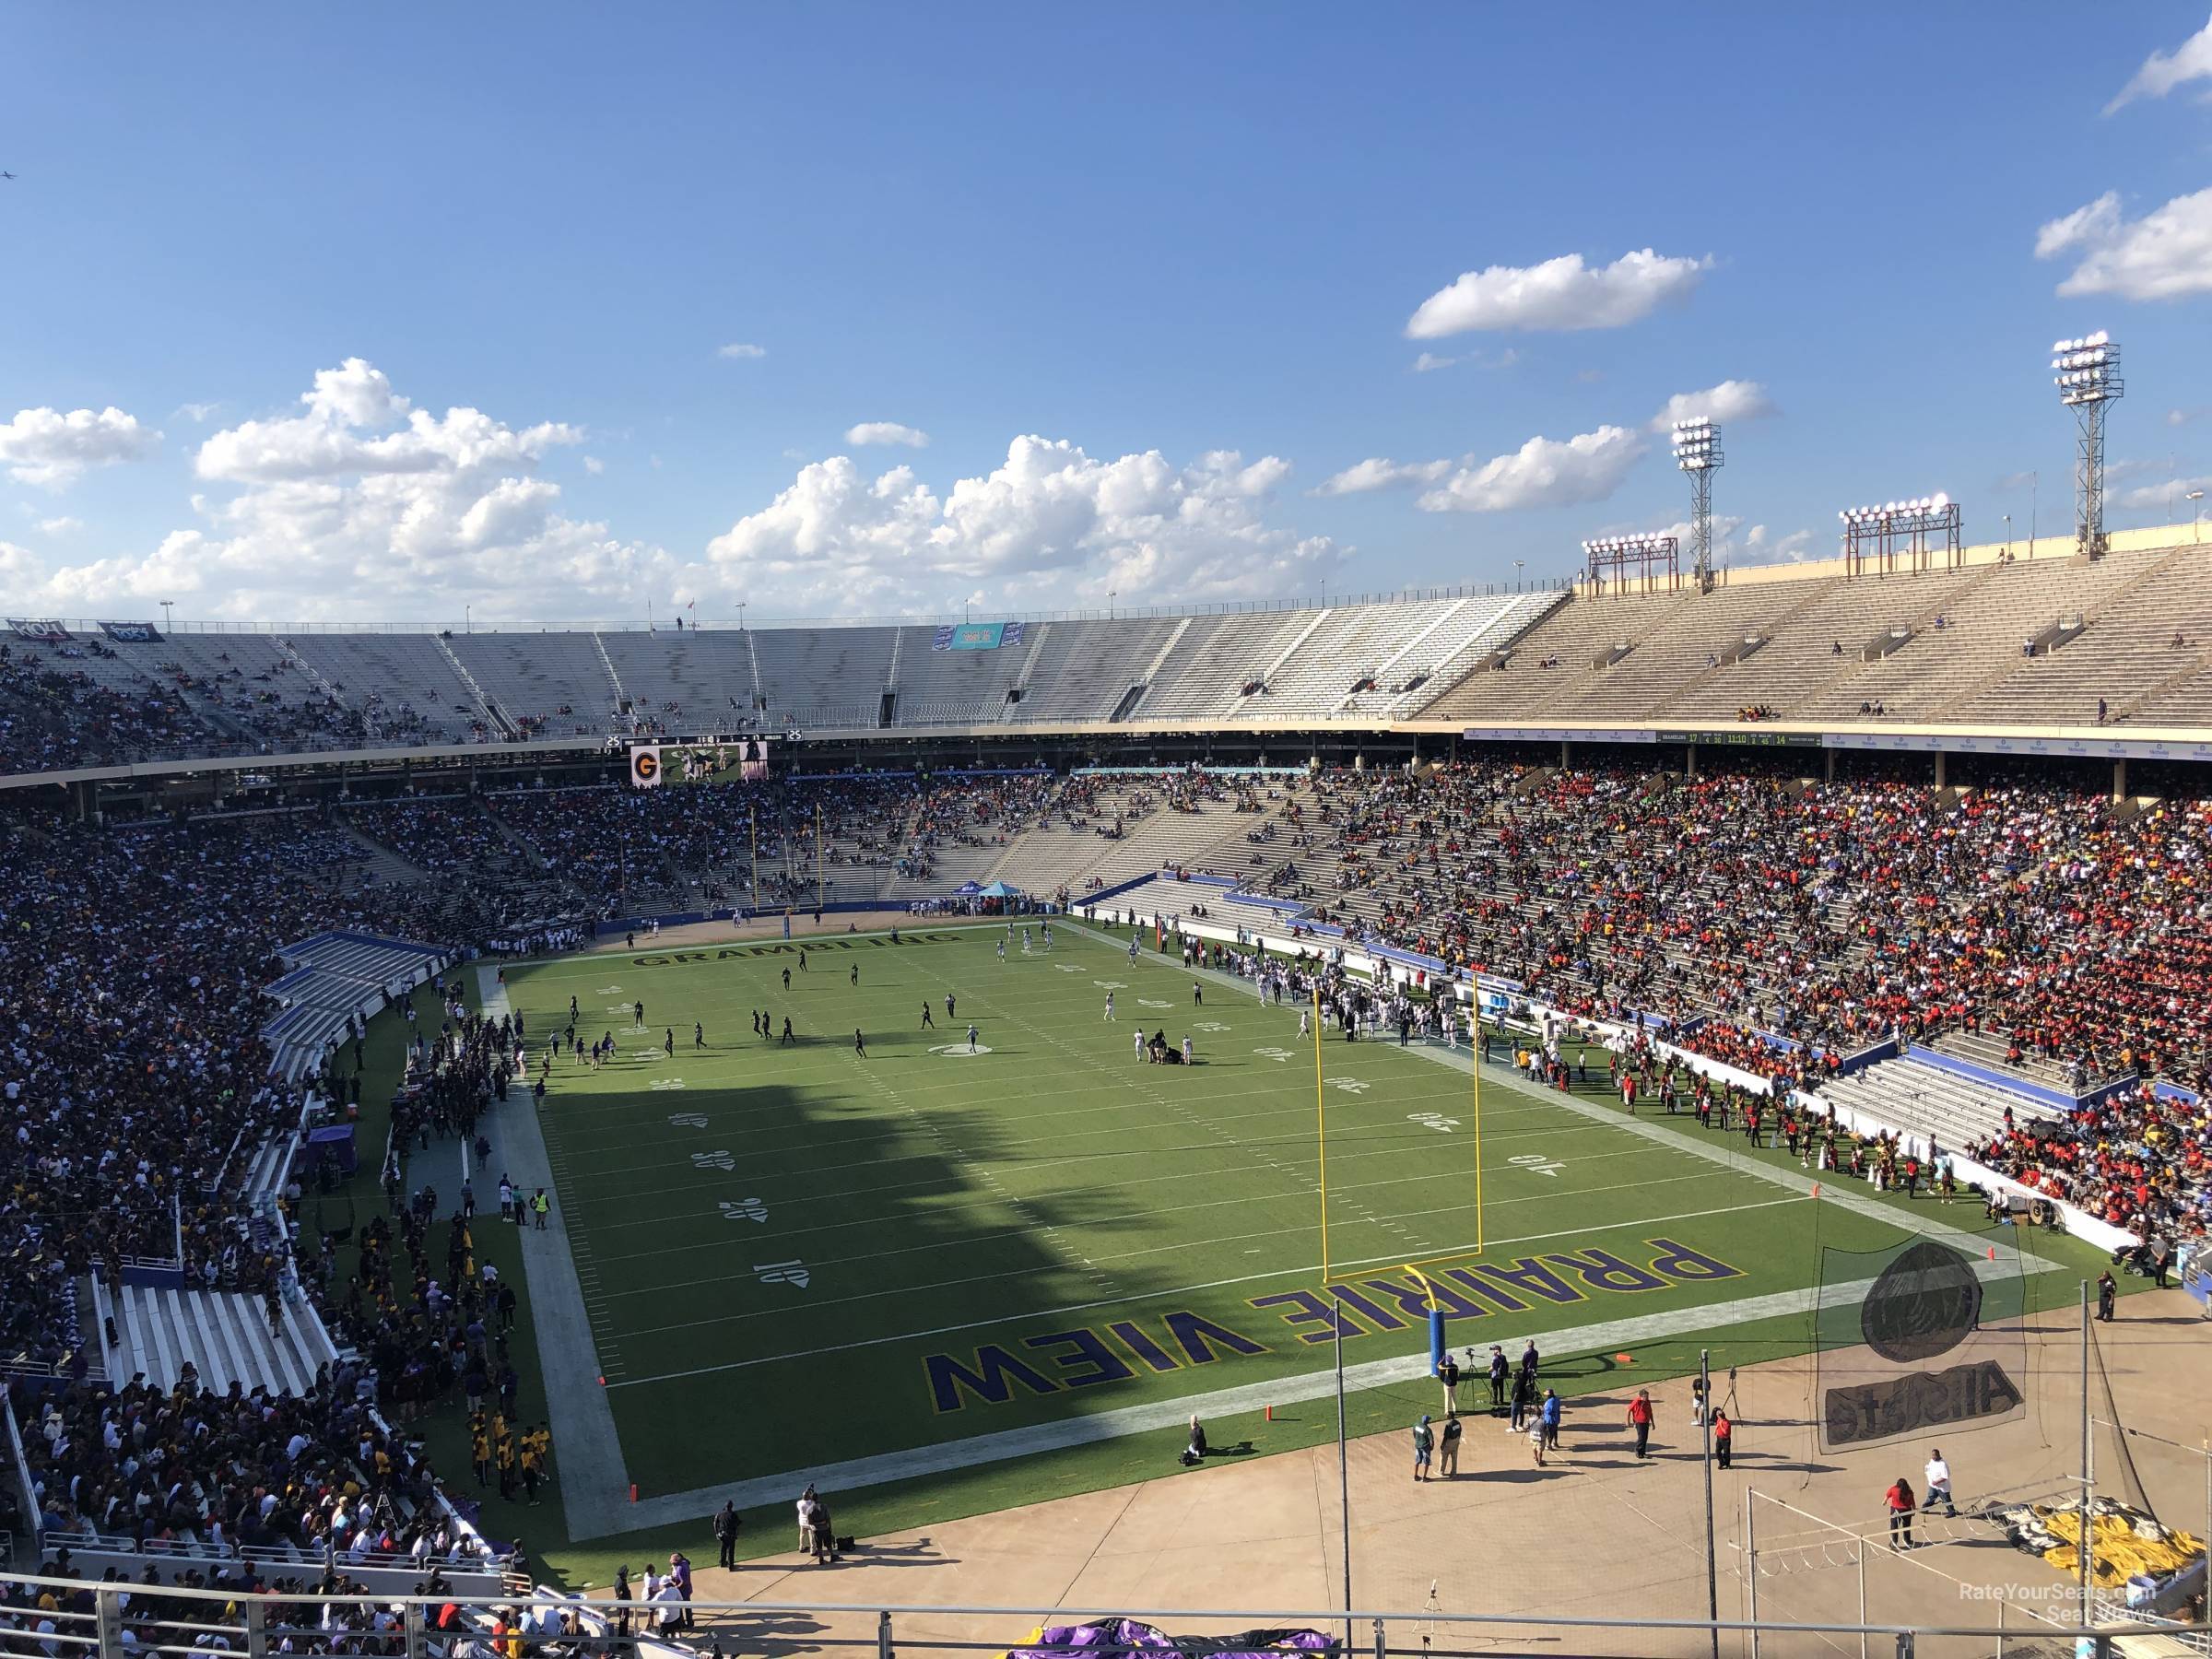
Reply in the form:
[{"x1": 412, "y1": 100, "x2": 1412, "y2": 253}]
[
  {"x1": 2116, "y1": 475, "x2": 2212, "y2": 512},
  {"x1": 1418, "y1": 427, "x2": 1648, "y2": 513},
  {"x1": 2105, "y1": 13, "x2": 2212, "y2": 112},
  {"x1": 2036, "y1": 187, "x2": 2212, "y2": 299},
  {"x1": 175, "y1": 402, "x2": 221, "y2": 424},
  {"x1": 582, "y1": 455, "x2": 606, "y2": 475},
  {"x1": 1312, "y1": 457, "x2": 1455, "y2": 497},
  {"x1": 708, "y1": 436, "x2": 1339, "y2": 614},
  {"x1": 1411, "y1": 352, "x2": 1457, "y2": 373},
  {"x1": 1406, "y1": 250, "x2": 1712, "y2": 338},
  {"x1": 36, "y1": 516, "x2": 83, "y2": 536},
  {"x1": 18, "y1": 359, "x2": 662, "y2": 624},
  {"x1": 1741, "y1": 524, "x2": 1816, "y2": 565},
  {"x1": 717, "y1": 342, "x2": 767, "y2": 360},
  {"x1": 1317, "y1": 426, "x2": 1648, "y2": 512},
  {"x1": 0, "y1": 406, "x2": 160, "y2": 488},
  {"x1": 844, "y1": 421, "x2": 930, "y2": 448},
  {"x1": 1649, "y1": 379, "x2": 1776, "y2": 432}
]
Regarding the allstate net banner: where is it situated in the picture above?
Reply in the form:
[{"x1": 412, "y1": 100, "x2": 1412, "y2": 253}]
[
  {"x1": 1813, "y1": 1235, "x2": 2027, "y2": 1456},
  {"x1": 932, "y1": 621, "x2": 1026, "y2": 651}
]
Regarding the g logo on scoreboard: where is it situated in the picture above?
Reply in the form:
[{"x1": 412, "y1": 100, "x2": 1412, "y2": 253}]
[{"x1": 629, "y1": 745, "x2": 664, "y2": 787}]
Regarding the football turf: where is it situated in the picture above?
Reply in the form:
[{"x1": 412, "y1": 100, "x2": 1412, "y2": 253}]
[{"x1": 498, "y1": 921, "x2": 2057, "y2": 1511}]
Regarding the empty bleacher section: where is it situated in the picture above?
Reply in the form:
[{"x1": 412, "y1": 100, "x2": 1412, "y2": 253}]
[
  {"x1": 1818, "y1": 1055, "x2": 2053, "y2": 1155},
  {"x1": 750, "y1": 625, "x2": 899, "y2": 727},
  {"x1": 1416, "y1": 585, "x2": 1700, "y2": 721},
  {"x1": 1017, "y1": 617, "x2": 1181, "y2": 721},
  {"x1": 1140, "y1": 611, "x2": 1315, "y2": 720},
  {"x1": 598, "y1": 627, "x2": 757, "y2": 727},
  {"x1": 262, "y1": 929, "x2": 449, "y2": 1078},
  {"x1": 888, "y1": 622, "x2": 1034, "y2": 725},
  {"x1": 1950, "y1": 545, "x2": 2212, "y2": 726},
  {"x1": 449, "y1": 630, "x2": 620, "y2": 736},
  {"x1": 1660, "y1": 564, "x2": 1991, "y2": 722},
  {"x1": 293, "y1": 633, "x2": 498, "y2": 742},
  {"x1": 1796, "y1": 545, "x2": 2171, "y2": 722}
]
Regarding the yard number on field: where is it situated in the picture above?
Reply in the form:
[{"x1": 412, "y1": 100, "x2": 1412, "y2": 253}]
[
  {"x1": 1407, "y1": 1111, "x2": 1458, "y2": 1133},
  {"x1": 691, "y1": 1149, "x2": 735, "y2": 1171},
  {"x1": 1253, "y1": 1046, "x2": 1297, "y2": 1063},
  {"x1": 754, "y1": 1259, "x2": 810, "y2": 1289},
  {"x1": 1509, "y1": 1152, "x2": 1567, "y2": 1178},
  {"x1": 719, "y1": 1197, "x2": 768, "y2": 1223},
  {"x1": 649, "y1": 1077, "x2": 688, "y2": 1091},
  {"x1": 1333, "y1": 1078, "x2": 1371, "y2": 1094},
  {"x1": 666, "y1": 1111, "x2": 708, "y2": 1128}
]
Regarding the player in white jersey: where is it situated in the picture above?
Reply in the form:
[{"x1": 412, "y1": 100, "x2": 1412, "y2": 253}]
[{"x1": 1103, "y1": 991, "x2": 1115, "y2": 1020}]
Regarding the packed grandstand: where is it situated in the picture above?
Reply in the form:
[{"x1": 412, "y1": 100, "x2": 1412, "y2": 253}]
[{"x1": 3, "y1": 527, "x2": 2209, "y2": 1617}]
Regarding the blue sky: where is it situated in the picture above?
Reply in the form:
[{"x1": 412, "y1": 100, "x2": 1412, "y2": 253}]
[{"x1": 3, "y1": 4, "x2": 2209, "y2": 625}]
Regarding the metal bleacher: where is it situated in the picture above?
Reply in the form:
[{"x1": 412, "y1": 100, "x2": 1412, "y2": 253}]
[
  {"x1": 97, "y1": 1277, "x2": 339, "y2": 1395},
  {"x1": 261, "y1": 929, "x2": 447, "y2": 1077},
  {"x1": 1818, "y1": 1054, "x2": 2058, "y2": 1152}
]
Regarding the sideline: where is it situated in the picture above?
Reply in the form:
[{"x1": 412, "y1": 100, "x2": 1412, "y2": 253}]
[{"x1": 475, "y1": 964, "x2": 637, "y2": 1542}]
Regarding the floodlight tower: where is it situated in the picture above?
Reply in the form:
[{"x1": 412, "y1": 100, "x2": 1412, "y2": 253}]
[
  {"x1": 2053, "y1": 332, "x2": 2121, "y2": 559},
  {"x1": 1672, "y1": 418, "x2": 1723, "y2": 592}
]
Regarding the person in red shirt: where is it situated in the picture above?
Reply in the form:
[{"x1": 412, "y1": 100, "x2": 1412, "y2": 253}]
[
  {"x1": 1884, "y1": 1477, "x2": 1917, "y2": 1549},
  {"x1": 1626, "y1": 1389, "x2": 1655, "y2": 1459}
]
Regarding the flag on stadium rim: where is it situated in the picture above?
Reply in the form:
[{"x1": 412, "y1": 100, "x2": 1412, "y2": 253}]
[{"x1": 629, "y1": 744, "x2": 664, "y2": 788}]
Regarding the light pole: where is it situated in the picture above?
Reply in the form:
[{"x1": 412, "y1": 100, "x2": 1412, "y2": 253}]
[
  {"x1": 160, "y1": 600, "x2": 173, "y2": 636},
  {"x1": 1513, "y1": 559, "x2": 1524, "y2": 591},
  {"x1": 738, "y1": 601, "x2": 747, "y2": 632},
  {"x1": 2053, "y1": 332, "x2": 2122, "y2": 559},
  {"x1": 1108, "y1": 590, "x2": 1117, "y2": 620},
  {"x1": 2003, "y1": 513, "x2": 2012, "y2": 559},
  {"x1": 2190, "y1": 489, "x2": 2206, "y2": 544},
  {"x1": 1672, "y1": 418, "x2": 1724, "y2": 591},
  {"x1": 465, "y1": 603, "x2": 471, "y2": 635}
]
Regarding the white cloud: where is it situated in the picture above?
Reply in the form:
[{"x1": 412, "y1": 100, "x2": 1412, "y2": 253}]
[
  {"x1": 2116, "y1": 475, "x2": 2212, "y2": 512},
  {"x1": 844, "y1": 421, "x2": 931, "y2": 449},
  {"x1": 582, "y1": 455, "x2": 606, "y2": 475},
  {"x1": 2036, "y1": 187, "x2": 2212, "y2": 299},
  {"x1": 0, "y1": 406, "x2": 160, "y2": 488},
  {"x1": 18, "y1": 359, "x2": 662, "y2": 624},
  {"x1": 175, "y1": 402, "x2": 221, "y2": 424},
  {"x1": 708, "y1": 436, "x2": 1340, "y2": 613},
  {"x1": 1417, "y1": 426, "x2": 1648, "y2": 513},
  {"x1": 1994, "y1": 469, "x2": 2041, "y2": 492},
  {"x1": 1740, "y1": 524, "x2": 1816, "y2": 565},
  {"x1": 1649, "y1": 379, "x2": 1776, "y2": 432},
  {"x1": 717, "y1": 342, "x2": 767, "y2": 360},
  {"x1": 2169, "y1": 408, "x2": 2201, "y2": 428},
  {"x1": 36, "y1": 515, "x2": 83, "y2": 536},
  {"x1": 1312, "y1": 457, "x2": 1454, "y2": 497},
  {"x1": 1411, "y1": 352, "x2": 1457, "y2": 373},
  {"x1": 2034, "y1": 192, "x2": 2124, "y2": 258},
  {"x1": 2105, "y1": 13, "x2": 2212, "y2": 112},
  {"x1": 1406, "y1": 250, "x2": 1712, "y2": 338}
]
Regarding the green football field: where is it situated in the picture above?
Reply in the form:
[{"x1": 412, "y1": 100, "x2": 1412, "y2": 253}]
[{"x1": 501, "y1": 921, "x2": 2048, "y2": 1506}]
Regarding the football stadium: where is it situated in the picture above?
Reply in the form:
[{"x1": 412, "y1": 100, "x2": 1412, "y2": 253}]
[{"x1": 6, "y1": 9, "x2": 2212, "y2": 1657}]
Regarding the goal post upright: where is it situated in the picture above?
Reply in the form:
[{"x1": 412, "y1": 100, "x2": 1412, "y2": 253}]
[{"x1": 1312, "y1": 982, "x2": 1331, "y2": 1286}]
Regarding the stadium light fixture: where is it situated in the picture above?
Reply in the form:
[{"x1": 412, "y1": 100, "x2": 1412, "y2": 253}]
[
  {"x1": 1670, "y1": 418, "x2": 1724, "y2": 591},
  {"x1": 2051, "y1": 332, "x2": 2121, "y2": 559}
]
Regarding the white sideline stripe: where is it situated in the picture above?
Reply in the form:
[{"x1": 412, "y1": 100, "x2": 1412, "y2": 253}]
[{"x1": 600, "y1": 1257, "x2": 2019, "y2": 1535}]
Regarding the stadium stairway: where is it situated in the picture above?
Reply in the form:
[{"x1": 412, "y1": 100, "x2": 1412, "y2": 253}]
[{"x1": 97, "y1": 1278, "x2": 340, "y2": 1395}]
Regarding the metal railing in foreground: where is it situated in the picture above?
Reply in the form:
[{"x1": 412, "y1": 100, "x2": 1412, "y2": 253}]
[{"x1": 2, "y1": 1573, "x2": 2207, "y2": 1659}]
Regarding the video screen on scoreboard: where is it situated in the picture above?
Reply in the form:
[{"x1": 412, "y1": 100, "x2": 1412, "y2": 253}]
[{"x1": 630, "y1": 737, "x2": 771, "y2": 786}]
